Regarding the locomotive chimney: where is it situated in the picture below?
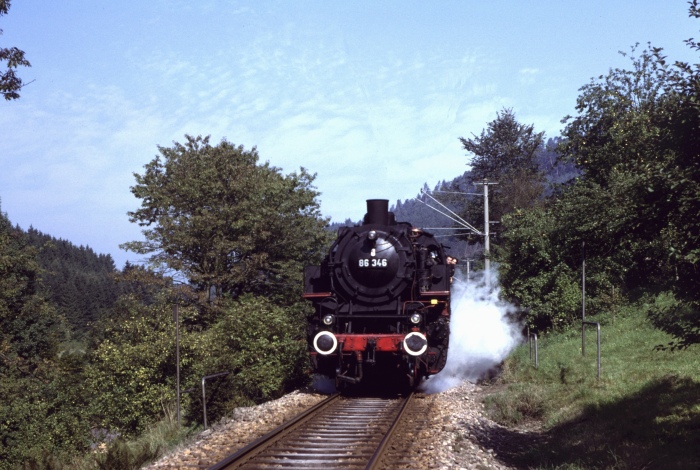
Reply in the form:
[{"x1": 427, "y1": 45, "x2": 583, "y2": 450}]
[{"x1": 364, "y1": 199, "x2": 390, "y2": 225}]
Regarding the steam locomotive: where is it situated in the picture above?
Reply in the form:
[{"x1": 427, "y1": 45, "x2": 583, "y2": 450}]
[{"x1": 304, "y1": 199, "x2": 452, "y2": 389}]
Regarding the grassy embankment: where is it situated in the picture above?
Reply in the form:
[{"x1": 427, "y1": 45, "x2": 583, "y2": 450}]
[{"x1": 482, "y1": 302, "x2": 700, "y2": 469}]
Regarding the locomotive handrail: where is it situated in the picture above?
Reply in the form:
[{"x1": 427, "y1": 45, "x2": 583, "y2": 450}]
[
  {"x1": 302, "y1": 292, "x2": 332, "y2": 298},
  {"x1": 328, "y1": 313, "x2": 422, "y2": 319},
  {"x1": 419, "y1": 290, "x2": 450, "y2": 297}
]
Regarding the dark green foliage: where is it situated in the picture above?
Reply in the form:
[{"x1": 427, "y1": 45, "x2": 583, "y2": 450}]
[
  {"x1": 85, "y1": 290, "x2": 310, "y2": 436},
  {"x1": 648, "y1": 293, "x2": 700, "y2": 350},
  {"x1": 0, "y1": 208, "x2": 93, "y2": 469},
  {"x1": 499, "y1": 206, "x2": 581, "y2": 330},
  {"x1": 86, "y1": 291, "x2": 188, "y2": 437},
  {"x1": 459, "y1": 108, "x2": 546, "y2": 234},
  {"x1": 186, "y1": 295, "x2": 309, "y2": 424},
  {"x1": 461, "y1": 108, "x2": 544, "y2": 181},
  {"x1": 24, "y1": 228, "x2": 120, "y2": 336},
  {"x1": 0, "y1": 211, "x2": 62, "y2": 363},
  {"x1": 499, "y1": 23, "x2": 700, "y2": 342},
  {"x1": 0, "y1": 362, "x2": 92, "y2": 467},
  {"x1": 122, "y1": 135, "x2": 332, "y2": 302}
]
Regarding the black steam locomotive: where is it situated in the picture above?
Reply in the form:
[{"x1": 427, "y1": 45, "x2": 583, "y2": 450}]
[{"x1": 304, "y1": 199, "x2": 452, "y2": 389}]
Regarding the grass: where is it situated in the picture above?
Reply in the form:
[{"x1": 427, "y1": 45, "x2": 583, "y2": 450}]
[
  {"x1": 481, "y1": 305, "x2": 700, "y2": 469},
  {"x1": 23, "y1": 413, "x2": 198, "y2": 470}
]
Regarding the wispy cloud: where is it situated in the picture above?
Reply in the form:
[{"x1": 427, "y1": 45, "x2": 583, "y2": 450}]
[
  {"x1": 4, "y1": 0, "x2": 693, "y2": 265},
  {"x1": 518, "y1": 67, "x2": 541, "y2": 85}
]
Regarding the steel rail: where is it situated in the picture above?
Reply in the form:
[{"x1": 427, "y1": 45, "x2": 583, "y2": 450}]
[
  {"x1": 364, "y1": 392, "x2": 414, "y2": 470},
  {"x1": 207, "y1": 393, "x2": 341, "y2": 470},
  {"x1": 207, "y1": 393, "x2": 414, "y2": 470}
]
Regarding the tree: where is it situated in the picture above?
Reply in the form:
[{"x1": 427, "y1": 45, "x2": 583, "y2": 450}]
[
  {"x1": 186, "y1": 295, "x2": 309, "y2": 424},
  {"x1": 0, "y1": 205, "x2": 90, "y2": 467},
  {"x1": 0, "y1": 207, "x2": 61, "y2": 363},
  {"x1": 643, "y1": 1, "x2": 700, "y2": 348},
  {"x1": 461, "y1": 108, "x2": 544, "y2": 183},
  {"x1": 24, "y1": 228, "x2": 120, "y2": 336},
  {"x1": 558, "y1": 43, "x2": 699, "y2": 306},
  {"x1": 121, "y1": 135, "x2": 331, "y2": 302},
  {"x1": 1, "y1": 0, "x2": 31, "y2": 101},
  {"x1": 559, "y1": 44, "x2": 672, "y2": 187},
  {"x1": 499, "y1": 15, "x2": 700, "y2": 343},
  {"x1": 499, "y1": 206, "x2": 581, "y2": 330},
  {"x1": 457, "y1": 108, "x2": 546, "y2": 248}
]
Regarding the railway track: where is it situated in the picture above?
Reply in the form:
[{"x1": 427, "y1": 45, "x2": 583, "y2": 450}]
[{"x1": 208, "y1": 392, "x2": 425, "y2": 470}]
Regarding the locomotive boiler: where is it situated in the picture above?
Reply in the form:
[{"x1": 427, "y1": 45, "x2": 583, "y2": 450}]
[{"x1": 304, "y1": 199, "x2": 452, "y2": 389}]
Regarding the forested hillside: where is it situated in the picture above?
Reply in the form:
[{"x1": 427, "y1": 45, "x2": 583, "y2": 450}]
[{"x1": 25, "y1": 228, "x2": 120, "y2": 335}]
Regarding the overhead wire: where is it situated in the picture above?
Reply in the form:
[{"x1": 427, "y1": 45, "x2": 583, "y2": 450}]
[{"x1": 418, "y1": 189, "x2": 483, "y2": 236}]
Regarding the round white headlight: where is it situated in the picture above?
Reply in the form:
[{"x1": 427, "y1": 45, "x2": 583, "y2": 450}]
[
  {"x1": 410, "y1": 313, "x2": 422, "y2": 324},
  {"x1": 313, "y1": 331, "x2": 338, "y2": 355},
  {"x1": 403, "y1": 332, "x2": 428, "y2": 356},
  {"x1": 322, "y1": 314, "x2": 335, "y2": 325}
]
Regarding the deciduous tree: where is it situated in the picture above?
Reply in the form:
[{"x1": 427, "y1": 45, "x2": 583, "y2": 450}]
[
  {"x1": 0, "y1": 0, "x2": 31, "y2": 101},
  {"x1": 121, "y1": 135, "x2": 331, "y2": 302}
]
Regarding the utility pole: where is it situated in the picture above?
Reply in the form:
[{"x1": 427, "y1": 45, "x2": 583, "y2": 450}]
[
  {"x1": 173, "y1": 304, "x2": 181, "y2": 428},
  {"x1": 484, "y1": 180, "x2": 490, "y2": 275},
  {"x1": 475, "y1": 179, "x2": 498, "y2": 277}
]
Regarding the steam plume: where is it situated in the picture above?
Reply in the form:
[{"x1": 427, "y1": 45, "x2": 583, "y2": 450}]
[{"x1": 420, "y1": 269, "x2": 522, "y2": 393}]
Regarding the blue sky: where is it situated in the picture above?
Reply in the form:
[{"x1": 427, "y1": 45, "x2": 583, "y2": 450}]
[{"x1": 1, "y1": 1, "x2": 698, "y2": 268}]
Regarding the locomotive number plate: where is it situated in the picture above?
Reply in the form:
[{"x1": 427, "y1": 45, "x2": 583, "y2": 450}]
[{"x1": 358, "y1": 258, "x2": 388, "y2": 268}]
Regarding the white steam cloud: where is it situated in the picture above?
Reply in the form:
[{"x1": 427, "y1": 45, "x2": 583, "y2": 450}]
[{"x1": 420, "y1": 270, "x2": 523, "y2": 394}]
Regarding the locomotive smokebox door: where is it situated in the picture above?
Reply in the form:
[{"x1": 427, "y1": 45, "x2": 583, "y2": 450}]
[
  {"x1": 330, "y1": 201, "x2": 413, "y2": 304},
  {"x1": 346, "y1": 233, "x2": 399, "y2": 288}
]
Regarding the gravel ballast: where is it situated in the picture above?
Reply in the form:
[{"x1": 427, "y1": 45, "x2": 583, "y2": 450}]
[{"x1": 144, "y1": 380, "x2": 530, "y2": 469}]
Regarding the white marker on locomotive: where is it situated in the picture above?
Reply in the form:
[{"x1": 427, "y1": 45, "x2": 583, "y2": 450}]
[{"x1": 303, "y1": 199, "x2": 453, "y2": 390}]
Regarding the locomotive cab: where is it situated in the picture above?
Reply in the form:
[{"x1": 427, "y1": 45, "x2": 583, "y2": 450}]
[{"x1": 304, "y1": 199, "x2": 452, "y2": 390}]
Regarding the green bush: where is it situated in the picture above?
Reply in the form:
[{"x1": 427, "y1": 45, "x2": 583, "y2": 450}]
[
  {"x1": 186, "y1": 295, "x2": 309, "y2": 424},
  {"x1": 85, "y1": 294, "x2": 200, "y2": 437},
  {"x1": 499, "y1": 207, "x2": 582, "y2": 330}
]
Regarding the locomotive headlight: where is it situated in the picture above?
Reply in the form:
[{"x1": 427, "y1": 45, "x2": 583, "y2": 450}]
[
  {"x1": 368, "y1": 230, "x2": 377, "y2": 240},
  {"x1": 322, "y1": 314, "x2": 335, "y2": 325},
  {"x1": 409, "y1": 313, "x2": 422, "y2": 324},
  {"x1": 313, "y1": 331, "x2": 338, "y2": 355},
  {"x1": 403, "y1": 332, "x2": 428, "y2": 356}
]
